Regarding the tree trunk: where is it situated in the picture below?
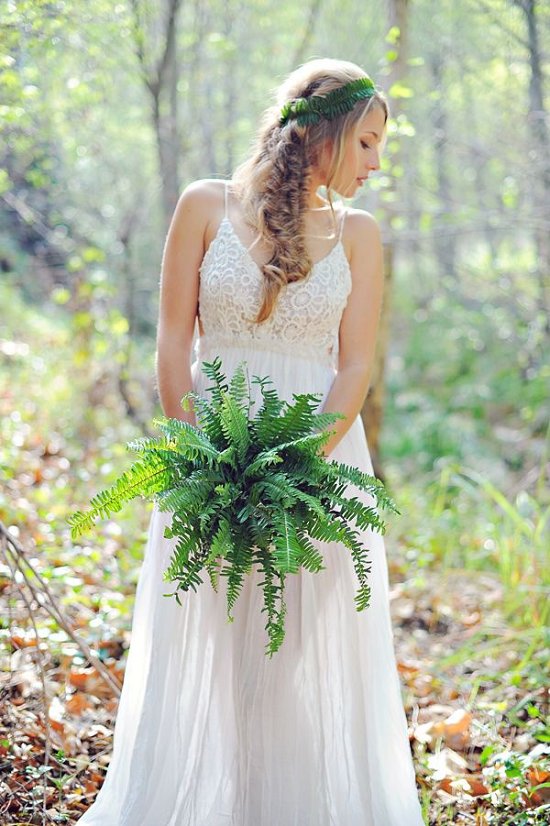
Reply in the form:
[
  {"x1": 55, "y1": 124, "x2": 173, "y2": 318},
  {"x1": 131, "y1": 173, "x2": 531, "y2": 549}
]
[
  {"x1": 361, "y1": 0, "x2": 410, "y2": 481},
  {"x1": 130, "y1": 0, "x2": 183, "y2": 232},
  {"x1": 428, "y1": 52, "x2": 457, "y2": 282},
  {"x1": 518, "y1": 0, "x2": 550, "y2": 318},
  {"x1": 291, "y1": 0, "x2": 324, "y2": 68},
  {"x1": 222, "y1": 2, "x2": 238, "y2": 176}
]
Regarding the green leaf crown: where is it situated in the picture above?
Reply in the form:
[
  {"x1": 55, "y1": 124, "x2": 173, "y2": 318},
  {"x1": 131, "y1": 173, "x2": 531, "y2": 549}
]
[{"x1": 279, "y1": 76, "x2": 378, "y2": 127}]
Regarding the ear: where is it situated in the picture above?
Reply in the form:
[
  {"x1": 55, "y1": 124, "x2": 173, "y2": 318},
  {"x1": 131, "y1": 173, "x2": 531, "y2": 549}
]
[{"x1": 315, "y1": 138, "x2": 334, "y2": 175}]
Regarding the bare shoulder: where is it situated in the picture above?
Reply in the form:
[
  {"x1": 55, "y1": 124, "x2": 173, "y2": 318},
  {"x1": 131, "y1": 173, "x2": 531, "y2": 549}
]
[
  {"x1": 173, "y1": 178, "x2": 227, "y2": 219},
  {"x1": 165, "y1": 179, "x2": 228, "y2": 257},
  {"x1": 340, "y1": 207, "x2": 383, "y2": 277},
  {"x1": 343, "y1": 207, "x2": 382, "y2": 246}
]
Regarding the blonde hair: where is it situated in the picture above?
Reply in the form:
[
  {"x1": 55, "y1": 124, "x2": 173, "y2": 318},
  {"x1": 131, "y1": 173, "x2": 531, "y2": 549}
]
[{"x1": 231, "y1": 58, "x2": 389, "y2": 323}]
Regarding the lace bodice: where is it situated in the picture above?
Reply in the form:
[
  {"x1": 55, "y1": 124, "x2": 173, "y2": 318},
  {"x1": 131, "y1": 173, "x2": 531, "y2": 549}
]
[{"x1": 195, "y1": 183, "x2": 352, "y2": 368}]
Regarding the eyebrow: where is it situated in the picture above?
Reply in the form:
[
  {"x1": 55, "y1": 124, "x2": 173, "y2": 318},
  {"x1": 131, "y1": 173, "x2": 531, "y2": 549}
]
[{"x1": 363, "y1": 130, "x2": 380, "y2": 139}]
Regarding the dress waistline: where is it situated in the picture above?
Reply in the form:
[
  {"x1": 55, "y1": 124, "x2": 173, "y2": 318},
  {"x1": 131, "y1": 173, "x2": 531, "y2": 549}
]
[{"x1": 195, "y1": 333, "x2": 337, "y2": 369}]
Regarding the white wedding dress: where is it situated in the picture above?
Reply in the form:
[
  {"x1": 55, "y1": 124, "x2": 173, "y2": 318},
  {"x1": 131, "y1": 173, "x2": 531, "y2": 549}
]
[{"x1": 76, "y1": 182, "x2": 425, "y2": 825}]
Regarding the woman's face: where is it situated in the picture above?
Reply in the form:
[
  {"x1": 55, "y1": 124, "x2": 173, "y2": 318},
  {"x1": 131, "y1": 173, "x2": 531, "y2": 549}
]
[{"x1": 322, "y1": 103, "x2": 387, "y2": 197}]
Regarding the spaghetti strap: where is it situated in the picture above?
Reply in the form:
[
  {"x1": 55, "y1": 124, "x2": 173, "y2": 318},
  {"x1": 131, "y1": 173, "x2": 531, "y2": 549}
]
[
  {"x1": 338, "y1": 207, "x2": 347, "y2": 241},
  {"x1": 224, "y1": 180, "x2": 229, "y2": 218}
]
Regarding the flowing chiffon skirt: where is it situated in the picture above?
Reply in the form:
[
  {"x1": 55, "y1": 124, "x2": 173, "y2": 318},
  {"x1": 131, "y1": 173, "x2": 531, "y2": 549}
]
[{"x1": 75, "y1": 342, "x2": 425, "y2": 825}]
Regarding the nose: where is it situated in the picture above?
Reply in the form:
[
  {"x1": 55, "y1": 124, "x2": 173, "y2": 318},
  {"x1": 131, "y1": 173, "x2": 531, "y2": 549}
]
[{"x1": 369, "y1": 148, "x2": 380, "y2": 171}]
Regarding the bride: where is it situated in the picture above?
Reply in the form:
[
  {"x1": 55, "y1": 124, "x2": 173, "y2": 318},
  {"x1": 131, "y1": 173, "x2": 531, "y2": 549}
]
[{"x1": 76, "y1": 56, "x2": 425, "y2": 826}]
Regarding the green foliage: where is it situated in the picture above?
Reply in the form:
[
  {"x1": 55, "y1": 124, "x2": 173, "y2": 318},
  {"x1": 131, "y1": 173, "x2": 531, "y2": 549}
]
[
  {"x1": 279, "y1": 76, "x2": 378, "y2": 126},
  {"x1": 68, "y1": 454, "x2": 173, "y2": 535},
  {"x1": 69, "y1": 358, "x2": 399, "y2": 656}
]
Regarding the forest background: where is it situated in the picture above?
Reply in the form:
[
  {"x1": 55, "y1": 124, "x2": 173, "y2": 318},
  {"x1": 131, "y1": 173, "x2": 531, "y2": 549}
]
[{"x1": 0, "y1": 0, "x2": 548, "y2": 824}]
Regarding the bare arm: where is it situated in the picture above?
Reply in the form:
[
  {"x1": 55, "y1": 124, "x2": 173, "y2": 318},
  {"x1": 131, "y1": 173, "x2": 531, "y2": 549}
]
[
  {"x1": 320, "y1": 211, "x2": 384, "y2": 456},
  {"x1": 156, "y1": 181, "x2": 211, "y2": 424}
]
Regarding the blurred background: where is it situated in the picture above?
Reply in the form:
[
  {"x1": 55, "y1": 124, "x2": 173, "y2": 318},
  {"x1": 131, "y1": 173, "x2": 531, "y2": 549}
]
[{"x1": 0, "y1": 1, "x2": 548, "y2": 823}]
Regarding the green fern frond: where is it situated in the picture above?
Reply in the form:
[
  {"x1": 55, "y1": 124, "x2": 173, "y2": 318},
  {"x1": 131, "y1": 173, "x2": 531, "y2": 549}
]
[
  {"x1": 280, "y1": 77, "x2": 376, "y2": 128},
  {"x1": 219, "y1": 393, "x2": 250, "y2": 458},
  {"x1": 293, "y1": 530, "x2": 326, "y2": 572},
  {"x1": 68, "y1": 455, "x2": 172, "y2": 539},
  {"x1": 347, "y1": 542, "x2": 373, "y2": 611},
  {"x1": 271, "y1": 511, "x2": 302, "y2": 574},
  {"x1": 153, "y1": 417, "x2": 221, "y2": 464},
  {"x1": 228, "y1": 362, "x2": 251, "y2": 410},
  {"x1": 126, "y1": 435, "x2": 175, "y2": 454},
  {"x1": 206, "y1": 559, "x2": 221, "y2": 592},
  {"x1": 243, "y1": 446, "x2": 285, "y2": 477},
  {"x1": 257, "y1": 558, "x2": 287, "y2": 656},
  {"x1": 308, "y1": 514, "x2": 353, "y2": 546},
  {"x1": 155, "y1": 477, "x2": 211, "y2": 515},
  {"x1": 279, "y1": 452, "x2": 323, "y2": 486},
  {"x1": 254, "y1": 393, "x2": 320, "y2": 445},
  {"x1": 252, "y1": 375, "x2": 286, "y2": 420},
  {"x1": 223, "y1": 561, "x2": 246, "y2": 621},
  {"x1": 250, "y1": 475, "x2": 296, "y2": 509},
  {"x1": 326, "y1": 493, "x2": 387, "y2": 534},
  {"x1": 206, "y1": 518, "x2": 233, "y2": 565},
  {"x1": 187, "y1": 393, "x2": 226, "y2": 445},
  {"x1": 202, "y1": 356, "x2": 230, "y2": 407},
  {"x1": 311, "y1": 411, "x2": 345, "y2": 431},
  {"x1": 327, "y1": 461, "x2": 399, "y2": 513},
  {"x1": 163, "y1": 528, "x2": 204, "y2": 585},
  {"x1": 291, "y1": 488, "x2": 332, "y2": 521},
  {"x1": 273, "y1": 430, "x2": 333, "y2": 458},
  {"x1": 212, "y1": 481, "x2": 235, "y2": 508},
  {"x1": 166, "y1": 545, "x2": 207, "y2": 593}
]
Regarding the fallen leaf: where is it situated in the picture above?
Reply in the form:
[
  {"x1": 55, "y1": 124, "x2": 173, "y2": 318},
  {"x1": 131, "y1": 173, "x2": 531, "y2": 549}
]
[
  {"x1": 428, "y1": 747, "x2": 469, "y2": 780},
  {"x1": 10, "y1": 634, "x2": 37, "y2": 649},
  {"x1": 66, "y1": 692, "x2": 92, "y2": 715},
  {"x1": 527, "y1": 766, "x2": 550, "y2": 805},
  {"x1": 433, "y1": 708, "x2": 472, "y2": 750}
]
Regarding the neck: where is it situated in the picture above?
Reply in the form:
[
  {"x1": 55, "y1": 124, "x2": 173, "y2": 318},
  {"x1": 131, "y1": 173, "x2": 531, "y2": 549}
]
[{"x1": 305, "y1": 169, "x2": 330, "y2": 209}]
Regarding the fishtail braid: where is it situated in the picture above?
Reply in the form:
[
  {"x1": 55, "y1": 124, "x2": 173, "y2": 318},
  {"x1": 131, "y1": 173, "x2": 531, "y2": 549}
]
[{"x1": 231, "y1": 59, "x2": 389, "y2": 323}]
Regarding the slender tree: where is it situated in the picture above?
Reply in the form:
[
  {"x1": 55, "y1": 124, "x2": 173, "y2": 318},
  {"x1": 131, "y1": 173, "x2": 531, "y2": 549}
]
[
  {"x1": 129, "y1": 0, "x2": 184, "y2": 230},
  {"x1": 361, "y1": 0, "x2": 411, "y2": 479},
  {"x1": 514, "y1": 0, "x2": 549, "y2": 319}
]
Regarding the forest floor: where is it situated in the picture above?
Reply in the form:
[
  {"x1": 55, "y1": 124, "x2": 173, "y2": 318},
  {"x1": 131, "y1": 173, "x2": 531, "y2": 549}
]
[
  {"x1": 0, "y1": 299, "x2": 548, "y2": 824},
  {"x1": 0, "y1": 502, "x2": 548, "y2": 824}
]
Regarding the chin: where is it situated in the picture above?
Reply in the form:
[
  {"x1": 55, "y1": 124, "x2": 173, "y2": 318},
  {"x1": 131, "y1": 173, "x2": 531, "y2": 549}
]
[{"x1": 330, "y1": 182, "x2": 356, "y2": 199}]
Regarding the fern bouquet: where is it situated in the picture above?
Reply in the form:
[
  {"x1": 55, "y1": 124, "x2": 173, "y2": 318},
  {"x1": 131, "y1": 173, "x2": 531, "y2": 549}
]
[{"x1": 69, "y1": 358, "x2": 399, "y2": 656}]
